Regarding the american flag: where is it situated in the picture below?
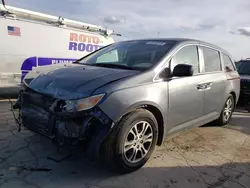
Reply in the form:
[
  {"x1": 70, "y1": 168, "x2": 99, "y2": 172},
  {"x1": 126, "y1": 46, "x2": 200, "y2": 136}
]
[{"x1": 7, "y1": 26, "x2": 21, "y2": 36}]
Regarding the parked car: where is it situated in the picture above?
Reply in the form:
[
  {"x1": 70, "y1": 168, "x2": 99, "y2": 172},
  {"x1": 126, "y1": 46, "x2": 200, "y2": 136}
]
[
  {"x1": 14, "y1": 38, "x2": 240, "y2": 173},
  {"x1": 236, "y1": 59, "x2": 250, "y2": 111}
]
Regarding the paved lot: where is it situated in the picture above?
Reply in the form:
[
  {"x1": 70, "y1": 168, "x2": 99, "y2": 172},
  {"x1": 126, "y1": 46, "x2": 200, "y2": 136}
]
[{"x1": 0, "y1": 101, "x2": 250, "y2": 188}]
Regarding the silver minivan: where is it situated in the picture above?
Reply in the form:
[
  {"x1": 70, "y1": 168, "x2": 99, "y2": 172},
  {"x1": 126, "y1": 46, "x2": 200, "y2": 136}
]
[{"x1": 15, "y1": 38, "x2": 241, "y2": 173}]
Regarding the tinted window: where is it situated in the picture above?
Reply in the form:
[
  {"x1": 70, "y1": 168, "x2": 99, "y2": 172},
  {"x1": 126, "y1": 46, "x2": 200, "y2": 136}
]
[
  {"x1": 78, "y1": 40, "x2": 175, "y2": 70},
  {"x1": 235, "y1": 62, "x2": 241, "y2": 69},
  {"x1": 237, "y1": 61, "x2": 250, "y2": 75},
  {"x1": 171, "y1": 45, "x2": 199, "y2": 74},
  {"x1": 222, "y1": 54, "x2": 235, "y2": 72},
  {"x1": 202, "y1": 47, "x2": 221, "y2": 72}
]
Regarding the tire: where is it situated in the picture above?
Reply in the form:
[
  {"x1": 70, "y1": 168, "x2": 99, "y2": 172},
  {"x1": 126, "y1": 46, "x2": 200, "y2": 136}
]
[
  {"x1": 101, "y1": 109, "x2": 158, "y2": 174},
  {"x1": 215, "y1": 94, "x2": 235, "y2": 126}
]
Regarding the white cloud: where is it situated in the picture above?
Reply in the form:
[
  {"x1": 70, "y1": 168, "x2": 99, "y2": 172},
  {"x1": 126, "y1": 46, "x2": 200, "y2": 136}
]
[
  {"x1": 237, "y1": 27, "x2": 250, "y2": 37},
  {"x1": 4, "y1": 0, "x2": 250, "y2": 60},
  {"x1": 103, "y1": 16, "x2": 125, "y2": 24}
]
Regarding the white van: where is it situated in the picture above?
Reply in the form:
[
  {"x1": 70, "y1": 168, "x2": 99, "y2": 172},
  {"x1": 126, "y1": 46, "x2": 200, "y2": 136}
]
[{"x1": 0, "y1": 4, "x2": 115, "y2": 95}]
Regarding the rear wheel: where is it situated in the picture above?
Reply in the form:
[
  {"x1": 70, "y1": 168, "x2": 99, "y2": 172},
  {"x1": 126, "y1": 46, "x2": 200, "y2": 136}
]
[
  {"x1": 102, "y1": 109, "x2": 158, "y2": 173},
  {"x1": 215, "y1": 94, "x2": 235, "y2": 126}
]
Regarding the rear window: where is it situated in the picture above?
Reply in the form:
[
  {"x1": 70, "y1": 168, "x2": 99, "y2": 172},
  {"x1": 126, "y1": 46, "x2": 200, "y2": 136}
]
[
  {"x1": 222, "y1": 53, "x2": 235, "y2": 72},
  {"x1": 202, "y1": 47, "x2": 221, "y2": 72},
  {"x1": 237, "y1": 61, "x2": 250, "y2": 75}
]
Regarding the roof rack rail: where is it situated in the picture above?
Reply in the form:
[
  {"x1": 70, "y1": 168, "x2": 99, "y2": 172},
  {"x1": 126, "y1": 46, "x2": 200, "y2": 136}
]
[{"x1": 0, "y1": 4, "x2": 120, "y2": 36}]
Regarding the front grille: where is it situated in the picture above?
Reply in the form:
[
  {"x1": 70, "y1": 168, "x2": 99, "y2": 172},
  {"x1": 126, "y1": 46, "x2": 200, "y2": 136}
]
[
  {"x1": 21, "y1": 90, "x2": 55, "y2": 135},
  {"x1": 241, "y1": 84, "x2": 250, "y2": 92},
  {"x1": 22, "y1": 106, "x2": 50, "y2": 131},
  {"x1": 22, "y1": 90, "x2": 55, "y2": 111},
  {"x1": 239, "y1": 79, "x2": 250, "y2": 104}
]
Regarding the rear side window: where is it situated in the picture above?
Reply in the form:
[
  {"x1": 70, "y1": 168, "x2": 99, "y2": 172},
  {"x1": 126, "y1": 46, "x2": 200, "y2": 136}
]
[
  {"x1": 171, "y1": 45, "x2": 199, "y2": 74},
  {"x1": 202, "y1": 47, "x2": 221, "y2": 72},
  {"x1": 222, "y1": 54, "x2": 235, "y2": 72}
]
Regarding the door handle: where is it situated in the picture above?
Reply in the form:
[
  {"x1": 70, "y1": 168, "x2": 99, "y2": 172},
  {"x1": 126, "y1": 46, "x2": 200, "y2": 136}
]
[
  {"x1": 197, "y1": 82, "x2": 212, "y2": 91},
  {"x1": 205, "y1": 82, "x2": 212, "y2": 90},
  {"x1": 197, "y1": 84, "x2": 207, "y2": 90}
]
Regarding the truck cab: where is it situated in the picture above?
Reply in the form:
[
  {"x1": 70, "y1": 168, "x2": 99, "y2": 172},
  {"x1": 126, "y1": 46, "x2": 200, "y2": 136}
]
[{"x1": 236, "y1": 59, "x2": 250, "y2": 111}]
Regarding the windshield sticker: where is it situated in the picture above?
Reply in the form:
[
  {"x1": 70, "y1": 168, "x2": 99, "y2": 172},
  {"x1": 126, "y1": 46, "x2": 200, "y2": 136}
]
[{"x1": 146, "y1": 41, "x2": 166, "y2": 46}]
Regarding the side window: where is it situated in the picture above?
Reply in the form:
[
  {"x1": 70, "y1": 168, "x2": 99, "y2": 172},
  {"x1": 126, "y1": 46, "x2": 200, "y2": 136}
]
[
  {"x1": 171, "y1": 45, "x2": 199, "y2": 74},
  {"x1": 202, "y1": 47, "x2": 221, "y2": 72},
  {"x1": 222, "y1": 53, "x2": 235, "y2": 72},
  {"x1": 96, "y1": 50, "x2": 119, "y2": 63}
]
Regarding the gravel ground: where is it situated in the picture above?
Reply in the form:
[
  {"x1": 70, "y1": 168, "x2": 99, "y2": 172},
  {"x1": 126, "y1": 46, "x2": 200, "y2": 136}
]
[{"x1": 0, "y1": 101, "x2": 250, "y2": 188}]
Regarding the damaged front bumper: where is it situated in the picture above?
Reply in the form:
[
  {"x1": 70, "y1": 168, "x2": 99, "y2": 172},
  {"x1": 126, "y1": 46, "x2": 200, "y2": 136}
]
[{"x1": 14, "y1": 89, "x2": 114, "y2": 149}]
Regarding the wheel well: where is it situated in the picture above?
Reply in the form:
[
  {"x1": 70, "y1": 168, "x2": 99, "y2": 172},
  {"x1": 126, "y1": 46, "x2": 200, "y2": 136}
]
[
  {"x1": 230, "y1": 91, "x2": 236, "y2": 107},
  {"x1": 141, "y1": 105, "x2": 164, "y2": 146}
]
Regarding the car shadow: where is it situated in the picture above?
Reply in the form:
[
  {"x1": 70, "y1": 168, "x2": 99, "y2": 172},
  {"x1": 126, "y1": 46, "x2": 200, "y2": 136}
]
[
  {"x1": 1, "y1": 149, "x2": 250, "y2": 188},
  {"x1": 226, "y1": 110, "x2": 250, "y2": 136},
  {"x1": 201, "y1": 108, "x2": 250, "y2": 135},
  {"x1": 0, "y1": 101, "x2": 250, "y2": 187}
]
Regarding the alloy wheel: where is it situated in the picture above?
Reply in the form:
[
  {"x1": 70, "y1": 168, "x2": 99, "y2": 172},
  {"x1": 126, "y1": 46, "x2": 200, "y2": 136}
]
[
  {"x1": 123, "y1": 121, "x2": 153, "y2": 163},
  {"x1": 223, "y1": 97, "x2": 233, "y2": 122}
]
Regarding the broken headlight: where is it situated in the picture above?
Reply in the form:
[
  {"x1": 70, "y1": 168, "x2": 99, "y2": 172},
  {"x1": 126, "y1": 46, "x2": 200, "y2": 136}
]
[{"x1": 63, "y1": 93, "x2": 105, "y2": 112}]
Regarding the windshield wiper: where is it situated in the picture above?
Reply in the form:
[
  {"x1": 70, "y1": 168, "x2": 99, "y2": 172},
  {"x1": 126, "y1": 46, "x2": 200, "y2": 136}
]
[
  {"x1": 72, "y1": 60, "x2": 83, "y2": 65},
  {"x1": 84, "y1": 63, "x2": 137, "y2": 70}
]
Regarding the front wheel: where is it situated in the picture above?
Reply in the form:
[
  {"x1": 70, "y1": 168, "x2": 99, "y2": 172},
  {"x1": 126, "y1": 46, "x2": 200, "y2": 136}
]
[
  {"x1": 102, "y1": 109, "x2": 158, "y2": 173},
  {"x1": 215, "y1": 94, "x2": 235, "y2": 126}
]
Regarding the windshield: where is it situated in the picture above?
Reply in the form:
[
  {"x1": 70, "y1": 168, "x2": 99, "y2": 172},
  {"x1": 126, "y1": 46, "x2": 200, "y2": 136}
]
[
  {"x1": 77, "y1": 40, "x2": 175, "y2": 70},
  {"x1": 237, "y1": 61, "x2": 250, "y2": 75}
]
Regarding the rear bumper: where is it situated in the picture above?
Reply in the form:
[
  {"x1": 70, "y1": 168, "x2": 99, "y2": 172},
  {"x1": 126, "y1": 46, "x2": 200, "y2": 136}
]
[{"x1": 16, "y1": 90, "x2": 114, "y2": 147}]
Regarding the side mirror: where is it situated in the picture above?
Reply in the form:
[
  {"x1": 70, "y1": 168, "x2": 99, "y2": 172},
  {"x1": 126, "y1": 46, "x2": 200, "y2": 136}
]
[{"x1": 173, "y1": 64, "x2": 194, "y2": 77}]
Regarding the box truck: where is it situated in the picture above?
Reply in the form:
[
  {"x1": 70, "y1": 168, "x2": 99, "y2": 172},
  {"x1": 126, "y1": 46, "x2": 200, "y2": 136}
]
[{"x1": 0, "y1": 4, "x2": 115, "y2": 96}]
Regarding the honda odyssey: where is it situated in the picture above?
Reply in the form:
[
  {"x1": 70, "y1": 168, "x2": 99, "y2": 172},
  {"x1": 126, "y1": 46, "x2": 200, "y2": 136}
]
[{"x1": 14, "y1": 38, "x2": 240, "y2": 173}]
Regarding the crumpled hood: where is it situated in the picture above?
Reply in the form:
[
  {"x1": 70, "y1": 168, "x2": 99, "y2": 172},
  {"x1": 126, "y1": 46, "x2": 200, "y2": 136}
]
[{"x1": 24, "y1": 65, "x2": 139, "y2": 100}]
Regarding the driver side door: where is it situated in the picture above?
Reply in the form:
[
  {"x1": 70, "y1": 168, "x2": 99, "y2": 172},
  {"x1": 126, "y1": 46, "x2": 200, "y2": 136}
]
[{"x1": 167, "y1": 45, "x2": 205, "y2": 134}]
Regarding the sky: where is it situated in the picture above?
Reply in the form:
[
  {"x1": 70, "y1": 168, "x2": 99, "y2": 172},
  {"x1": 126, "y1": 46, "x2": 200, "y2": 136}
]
[{"x1": 4, "y1": 0, "x2": 250, "y2": 60}]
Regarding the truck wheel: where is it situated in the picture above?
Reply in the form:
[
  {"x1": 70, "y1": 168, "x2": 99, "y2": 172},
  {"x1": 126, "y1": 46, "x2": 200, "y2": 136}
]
[
  {"x1": 102, "y1": 109, "x2": 158, "y2": 173},
  {"x1": 215, "y1": 94, "x2": 235, "y2": 126}
]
